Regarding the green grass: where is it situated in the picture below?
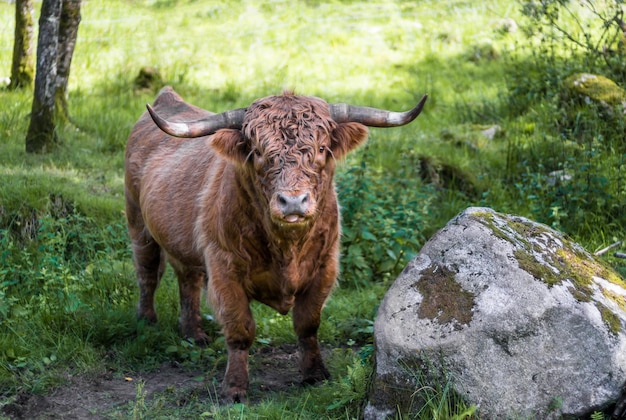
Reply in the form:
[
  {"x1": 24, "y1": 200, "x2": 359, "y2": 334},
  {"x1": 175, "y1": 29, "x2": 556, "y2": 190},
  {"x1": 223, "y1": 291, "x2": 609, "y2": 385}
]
[{"x1": 1, "y1": 0, "x2": 626, "y2": 418}]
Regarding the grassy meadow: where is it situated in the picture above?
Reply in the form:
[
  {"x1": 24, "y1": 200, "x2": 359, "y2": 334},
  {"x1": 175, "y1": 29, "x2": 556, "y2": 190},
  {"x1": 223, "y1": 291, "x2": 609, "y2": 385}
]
[{"x1": 1, "y1": 0, "x2": 625, "y2": 418}]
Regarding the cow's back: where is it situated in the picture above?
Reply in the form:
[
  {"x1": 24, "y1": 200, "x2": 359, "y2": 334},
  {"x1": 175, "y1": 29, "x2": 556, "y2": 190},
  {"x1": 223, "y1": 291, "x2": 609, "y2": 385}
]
[
  {"x1": 126, "y1": 87, "x2": 212, "y2": 187},
  {"x1": 125, "y1": 87, "x2": 223, "y2": 267}
]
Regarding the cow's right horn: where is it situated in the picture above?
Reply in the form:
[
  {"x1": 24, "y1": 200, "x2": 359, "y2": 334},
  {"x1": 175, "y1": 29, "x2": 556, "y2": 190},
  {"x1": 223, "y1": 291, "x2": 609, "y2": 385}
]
[{"x1": 146, "y1": 105, "x2": 246, "y2": 138}]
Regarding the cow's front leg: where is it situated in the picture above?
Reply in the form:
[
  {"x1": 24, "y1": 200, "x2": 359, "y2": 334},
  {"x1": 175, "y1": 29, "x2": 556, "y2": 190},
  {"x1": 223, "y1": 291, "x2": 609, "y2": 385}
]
[
  {"x1": 208, "y1": 278, "x2": 255, "y2": 404},
  {"x1": 293, "y1": 289, "x2": 331, "y2": 384}
]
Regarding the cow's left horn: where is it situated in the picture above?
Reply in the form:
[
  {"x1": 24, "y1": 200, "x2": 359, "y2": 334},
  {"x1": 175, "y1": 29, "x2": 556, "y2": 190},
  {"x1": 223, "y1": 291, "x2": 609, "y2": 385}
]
[
  {"x1": 329, "y1": 94, "x2": 428, "y2": 127},
  {"x1": 146, "y1": 105, "x2": 246, "y2": 138}
]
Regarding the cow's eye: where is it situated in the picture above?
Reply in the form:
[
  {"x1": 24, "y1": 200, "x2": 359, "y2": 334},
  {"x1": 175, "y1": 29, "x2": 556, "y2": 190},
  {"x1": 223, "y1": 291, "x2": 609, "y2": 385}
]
[
  {"x1": 254, "y1": 149, "x2": 261, "y2": 157},
  {"x1": 319, "y1": 146, "x2": 326, "y2": 154}
]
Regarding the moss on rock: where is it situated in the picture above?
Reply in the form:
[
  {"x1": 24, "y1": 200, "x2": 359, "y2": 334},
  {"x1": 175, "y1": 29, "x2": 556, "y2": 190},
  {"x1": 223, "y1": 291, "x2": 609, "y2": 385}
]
[
  {"x1": 597, "y1": 303, "x2": 621, "y2": 335},
  {"x1": 414, "y1": 264, "x2": 475, "y2": 328},
  {"x1": 563, "y1": 73, "x2": 626, "y2": 107},
  {"x1": 514, "y1": 249, "x2": 559, "y2": 286}
]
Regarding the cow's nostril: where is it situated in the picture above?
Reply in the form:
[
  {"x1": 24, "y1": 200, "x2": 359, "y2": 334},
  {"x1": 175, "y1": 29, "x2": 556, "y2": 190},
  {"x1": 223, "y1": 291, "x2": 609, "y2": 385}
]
[{"x1": 278, "y1": 195, "x2": 288, "y2": 206}]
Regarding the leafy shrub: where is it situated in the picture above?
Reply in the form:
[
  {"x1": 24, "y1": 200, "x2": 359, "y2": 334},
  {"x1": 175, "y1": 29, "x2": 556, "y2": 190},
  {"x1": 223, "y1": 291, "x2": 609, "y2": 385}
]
[{"x1": 337, "y1": 145, "x2": 433, "y2": 288}]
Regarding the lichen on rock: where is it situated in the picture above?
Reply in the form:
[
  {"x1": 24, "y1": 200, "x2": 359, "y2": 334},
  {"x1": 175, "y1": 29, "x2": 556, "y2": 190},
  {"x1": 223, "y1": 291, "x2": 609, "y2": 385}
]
[{"x1": 473, "y1": 209, "x2": 626, "y2": 327}]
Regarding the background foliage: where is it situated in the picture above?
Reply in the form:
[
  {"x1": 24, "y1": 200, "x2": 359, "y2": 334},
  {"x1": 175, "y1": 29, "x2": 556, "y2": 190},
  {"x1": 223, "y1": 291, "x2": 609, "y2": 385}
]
[{"x1": 1, "y1": 0, "x2": 625, "y2": 418}]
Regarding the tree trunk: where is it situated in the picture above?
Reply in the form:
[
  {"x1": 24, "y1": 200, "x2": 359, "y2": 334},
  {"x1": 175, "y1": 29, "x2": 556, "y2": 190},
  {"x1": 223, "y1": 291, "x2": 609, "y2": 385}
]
[
  {"x1": 55, "y1": 0, "x2": 81, "y2": 124},
  {"x1": 9, "y1": 0, "x2": 35, "y2": 89},
  {"x1": 25, "y1": 0, "x2": 62, "y2": 153}
]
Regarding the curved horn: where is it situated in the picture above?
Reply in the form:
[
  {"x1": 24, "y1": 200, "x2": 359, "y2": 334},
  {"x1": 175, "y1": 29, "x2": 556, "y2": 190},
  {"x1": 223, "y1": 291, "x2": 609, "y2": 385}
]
[
  {"x1": 329, "y1": 94, "x2": 428, "y2": 127},
  {"x1": 146, "y1": 105, "x2": 246, "y2": 138}
]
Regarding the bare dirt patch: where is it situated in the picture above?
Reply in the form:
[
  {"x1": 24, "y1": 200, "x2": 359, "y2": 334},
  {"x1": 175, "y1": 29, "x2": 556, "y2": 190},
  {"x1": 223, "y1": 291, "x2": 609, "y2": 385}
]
[{"x1": 1, "y1": 345, "x2": 307, "y2": 419}]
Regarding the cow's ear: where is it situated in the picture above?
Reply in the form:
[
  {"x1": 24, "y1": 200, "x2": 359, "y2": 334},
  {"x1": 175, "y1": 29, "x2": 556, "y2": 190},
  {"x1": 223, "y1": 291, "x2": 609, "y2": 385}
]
[
  {"x1": 210, "y1": 129, "x2": 250, "y2": 164},
  {"x1": 330, "y1": 122, "x2": 369, "y2": 159}
]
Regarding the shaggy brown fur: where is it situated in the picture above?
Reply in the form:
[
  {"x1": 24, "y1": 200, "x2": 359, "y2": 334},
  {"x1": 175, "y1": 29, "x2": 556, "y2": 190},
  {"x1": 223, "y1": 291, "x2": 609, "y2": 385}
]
[{"x1": 125, "y1": 87, "x2": 368, "y2": 403}]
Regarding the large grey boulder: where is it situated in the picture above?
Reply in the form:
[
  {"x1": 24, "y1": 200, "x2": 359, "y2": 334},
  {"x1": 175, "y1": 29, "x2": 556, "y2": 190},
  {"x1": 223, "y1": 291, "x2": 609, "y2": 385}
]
[{"x1": 366, "y1": 207, "x2": 626, "y2": 419}]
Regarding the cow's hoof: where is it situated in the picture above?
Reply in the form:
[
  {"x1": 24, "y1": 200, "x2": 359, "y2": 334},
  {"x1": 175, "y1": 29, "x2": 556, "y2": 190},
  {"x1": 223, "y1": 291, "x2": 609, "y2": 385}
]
[
  {"x1": 221, "y1": 387, "x2": 248, "y2": 405},
  {"x1": 192, "y1": 330, "x2": 211, "y2": 347},
  {"x1": 137, "y1": 309, "x2": 158, "y2": 324},
  {"x1": 302, "y1": 365, "x2": 330, "y2": 385},
  {"x1": 182, "y1": 332, "x2": 211, "y2": 347},
  {"x1": 180, "y1": 325, "x2": 211, "y2": 347}
]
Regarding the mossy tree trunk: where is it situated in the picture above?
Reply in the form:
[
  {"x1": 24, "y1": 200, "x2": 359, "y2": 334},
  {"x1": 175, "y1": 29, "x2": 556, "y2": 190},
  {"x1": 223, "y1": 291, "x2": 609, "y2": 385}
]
[
  {"x1": 9, "y1": 0, "x2": 35, "y2": 90},
  {"x1": 55, "y1": 0, "x2": 81, "y2": 125},
  {"x1": 25, "y1": 0, "x2": 62, "y2": 153},
  {"x1": 25, "y1": 0, "x2": 82, "y2": 154}
]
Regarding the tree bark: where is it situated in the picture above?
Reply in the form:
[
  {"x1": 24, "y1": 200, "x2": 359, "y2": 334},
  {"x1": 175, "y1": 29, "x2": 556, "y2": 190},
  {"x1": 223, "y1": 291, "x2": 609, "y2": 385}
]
[
  {"x1": 25, "y1": 0, "x2": 82, "y2": 153},
  {"x1": 55, "y1": 0, "x2": 81, "y2": 124},
  {"x1": 25, "y1": 0, "x2": 62, "y2": 153},
  {"x1": 9, "y1": 0, "x2": 35, "y2": 89}
]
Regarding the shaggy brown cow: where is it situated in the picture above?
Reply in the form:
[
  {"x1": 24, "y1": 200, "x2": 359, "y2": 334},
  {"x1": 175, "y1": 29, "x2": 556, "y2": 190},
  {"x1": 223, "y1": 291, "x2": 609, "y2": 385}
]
[{"x1": 124, "y1": 86, "x2": 427, "y2": 403}]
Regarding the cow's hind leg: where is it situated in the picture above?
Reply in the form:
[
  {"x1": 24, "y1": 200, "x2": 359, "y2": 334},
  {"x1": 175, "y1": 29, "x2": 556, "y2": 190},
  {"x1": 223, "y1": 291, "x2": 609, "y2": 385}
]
[
  {"x1": 127, "y1": 195, "x2": 164, "y2": 323},
  {"x1": 131, "y1": 231, "x2": 165, "y2": 324},
  {"x1": 172, "y1": 264, "x2": 210, "y2": 346}
]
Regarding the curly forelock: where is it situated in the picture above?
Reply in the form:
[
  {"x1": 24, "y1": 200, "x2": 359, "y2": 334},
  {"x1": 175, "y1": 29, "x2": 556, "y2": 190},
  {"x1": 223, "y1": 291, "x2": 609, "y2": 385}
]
[{"x1": 242, "y1": 94, "x2": 336, "y2": 148}]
